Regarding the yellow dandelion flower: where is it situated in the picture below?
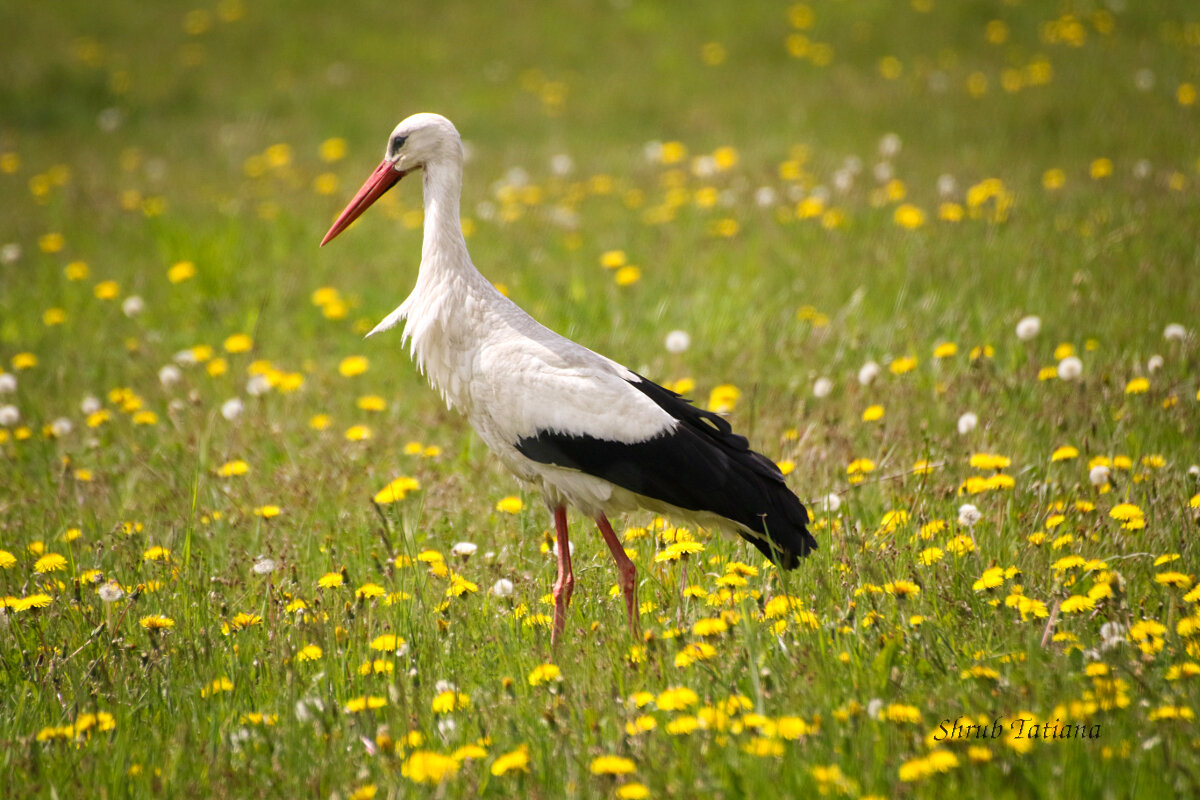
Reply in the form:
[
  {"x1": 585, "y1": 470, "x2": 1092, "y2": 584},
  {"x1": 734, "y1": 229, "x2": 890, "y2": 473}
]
[
  {"x1": 656, "y1": 686, "x2": 699, "y2": 711},
  {"x1": 217, "y1": 459, "x2": 249, "y2": 477},
  {"x1": 431, "y1": 690, "x2": 470, "y2": 714},
  {"x1": 139, "y1": 614, "x2": 175, "y2": 629},
  {"x1": 589, "y1": 755, "x2": 637, "y2": 776},
  {"x1": 357, "y1": 395, "x2": 387, "y2": 412},
  {"x1": 296, "y1": 644, "x2": 323, "y2": 662},
  {"x1": 34, "y1": 553, "x2": 68, "y2": 573},
  {"x1": 1124, "y1": 377, "x2": 1149, "y2": 394},
  {"x1": 490, "y1": 745, "x2": 530, "y2": 776},
  {"x1": 309, "y1": 414, "x2": 332, "y2": 430},
  {"x1": 339, "y1": 355, "x2": 369, "y2": 377},
  {"x1": 861, "y1": 404, "x2": 884, "y2": 422},
  {"x1": 496, "y1": 495, "x2": 524, "y2": 514},
  {"x1": 374, "y1": 476, "x2": 420, "y2": 504},
  {"x1": 318, "y1": 572, "x2": 344, "y2": 589},
  {"x1": 893, "y1": 203, "x2": 925, "y2": 229},
  {"x1": 707, "y1": 383, "x2": 741, "y2": 412},
  {"x1": 526, "y1": 663, "x2": 563, "y2": 686},
  {"x1": 614, "y1": 265, "x2": 641, "y2": 286},
  {"x1": 344, "y1": 424, "x2": 372, "y2": 441},
  {"x1": 142, "y1": 546, "x2": 171, "y2": 563},
  {"x1": 846, "y1": 458, "x2": 876, "y2": 475},
  {"x1": 94, "y1": 280, "x2": 119, "y2": 300},
  {"x1": 1051, "y1": 445, "x2": 1079, "y2": 462},
  {"x1": 402, "y1": 751, "x2": 459, "y2": 784},
  {"x1": 933, "y1": 342, "x2": 958, "y2": 358},
  {"x1": 918, "y1": 547, "x2": 943, "y2": 565},
  {"x1": 889, "y1": 356, "x2": 918, "y2": 375},
  {"x1": 254, "y1": 505, "x2": 281, "y2": 518},
  {"x1": 1156, "y1": 572, "x2": 1193, "y2": 589},
  {"x1": 167, "y1": 260, "x2": 196, "y2": 283},
  {"x1": 356, "y1": 583, "x2": 386, "y2": 599},
  {"x1": 12, "y1": 352, "x2": 38, "y2": 370}
]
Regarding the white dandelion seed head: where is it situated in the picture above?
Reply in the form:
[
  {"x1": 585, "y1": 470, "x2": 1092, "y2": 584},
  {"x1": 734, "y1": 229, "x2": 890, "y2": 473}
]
[
  {"x1": 691, "y1": 155, "x2": 717, "y2": 178},
  {"x1": 1133, "y1": 68, "x2": 1155, "y2": 92},
  {"x1": 474, "y1": 200, "x2": 496, "y2": 221},
  {"x1": 643, "y1": 140, "x2": 663, "y2": 162},
  {"x1": 122, "y1": 295, "x2": 145, "y2": 317},
  {"x1": 437, "y1": 717, "x2": 457, "y2": 739},
  {"x1": 936, "y1": 174, "x2": 957, "y2": 197},
  {"x1": 754, "y1": 186, "x2": 777, "y2": 207},
  {"x1": 246, "y1": 374, "x2": 272, "y2": 396},
  {"x1": 1163, "y1": 323, "x2": 1188, "y2": 342},
  {"x1": 1089, "y1": 465, "x2": 1111, "y2": 487},
  {"x1": 295, "y1": 697, "x2": 323, "y2": 724},
  {"x1": 80, "y1": 395, "x2": 101, "y2": 415},
  {"x1": 1015, "y1": 315, "x2": 1042, "y2": 341},
  {"x1": 878, "y1": 133, "x2": 902, "y2": 158},
  {"x1": 51, "y1": 417, "x2": 73, "y2": 437},
  {"x1": 1132, "y1": 159, "x2": 1153, "y2": 180},
  {"x1": 822, "y1": 493, "x2": 841, "y2": 512},
  {"x1": 221, "y1": 397, "x2": 244, "y2": 421},
  {"x1": 434, "y1": 679, "x2": 457, "y2": 694},
  {"x1": 252, "y1": 556, "x2": 277, "y2": 575},
  {"x1": 0, "y1": 373, "x2": 17, "y2": 394},
  {"x1": 173, "y1": 349, "x2": 198, "y2": 366},
  {"x1": 664, "y1": 330, "x2": 691, "y2": 354},
  {"x1": 1100, "y1": 621, "x2": 1127, "y2": 650},
  {"x1": 0, "y1": 405, "x2": 19, "y2": 427},
  {"x1": 857, "y1": 361, "x2": 881, "y2": 386},
  {"x1": 957, "y1": 503, "x2": 982, "y2": 527},
  {"x1": 957, "y1": 412, "x2": 978, "y2": 435},
  {"x1": 97, "y1": 581, "x2": 124, "y2": 603},
  {"x1": 1057, "y1": 356, "x2": 1083, "y2": 381},
  {"x1": 0, "y1": 243, "x2": 21, "y2": 264},
  {"x1": 1147, "y1": 355, "x2": 1164, "y2": 374},
  {"x1": 97, "y1": 107, "x2": 123, "y2": 132},
  {"x1": 450, "y1": 541, "x2": 478, "y2": 558},
  {"x1": 551, "y1": 540, "x2": 575, "y2": 559},
  {"x1": 812, "y1": 377, "x2": 833, "y2": 399},
  {"x1": 500, "y1": 166, "x2": 529, "y2": 189},
  {"x1": 550, "y1": 153, "x2": 573, "y2": 177},
  {"x1": 1187, "y1": 465, "x2": 1199, "y2": 478},
  {"x1": 872, "y1": 161, "x2": 893, "y2": 183},
  {"x1": 159, "y1": 365, "x2": 182, "y2": 388},
  {"x1": 866, "y1": 698, "x2": 884, "y2": 719},
  {"x1": 832, "y1": 169, "x2": 854, "y2": 193},
  {"x1": 490, "y1": 578, "x2": 514, "y2": 598}
]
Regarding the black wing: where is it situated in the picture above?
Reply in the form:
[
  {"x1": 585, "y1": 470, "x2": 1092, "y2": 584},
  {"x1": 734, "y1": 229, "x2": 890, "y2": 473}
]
[{"x1": 515, "y1": 373, "x2": 816, "y2": 568}]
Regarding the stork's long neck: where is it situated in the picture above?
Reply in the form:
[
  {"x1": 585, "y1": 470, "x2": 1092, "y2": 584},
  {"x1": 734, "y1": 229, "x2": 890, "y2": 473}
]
[
  {"x1": 420, "y1": 160, "x2": 469, "y2": 269},
  {"x1": 401, "y1": 155, "x2": 486, "y2": 412}
]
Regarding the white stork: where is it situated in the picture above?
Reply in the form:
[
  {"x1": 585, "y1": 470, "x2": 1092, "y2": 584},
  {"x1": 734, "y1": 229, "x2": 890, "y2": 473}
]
[{"x1": 321, "y1": 113, "x2": 816, "y2": 644}]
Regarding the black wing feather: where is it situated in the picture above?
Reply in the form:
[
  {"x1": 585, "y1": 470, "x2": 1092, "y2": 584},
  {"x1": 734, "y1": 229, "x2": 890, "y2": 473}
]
[{"x1": 515, "y1": 374, "x2": 816, "y2": 568}]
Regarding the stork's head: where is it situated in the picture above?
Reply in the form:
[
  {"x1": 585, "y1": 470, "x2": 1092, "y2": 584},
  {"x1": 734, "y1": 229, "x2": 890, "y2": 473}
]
[{"x1": 320, "y1": 113, "x2": 462, "y2": 246}]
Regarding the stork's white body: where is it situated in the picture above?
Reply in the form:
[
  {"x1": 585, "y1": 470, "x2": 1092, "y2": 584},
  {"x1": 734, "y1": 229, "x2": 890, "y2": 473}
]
[{"x1": 322, "y1": 113, "x2": 814, "y2": 643}]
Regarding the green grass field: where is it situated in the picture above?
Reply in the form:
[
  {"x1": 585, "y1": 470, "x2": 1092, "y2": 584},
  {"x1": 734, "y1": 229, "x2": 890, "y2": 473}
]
[{"x1": 2, "y1": 1, "x2": 1199, "y2": 797}]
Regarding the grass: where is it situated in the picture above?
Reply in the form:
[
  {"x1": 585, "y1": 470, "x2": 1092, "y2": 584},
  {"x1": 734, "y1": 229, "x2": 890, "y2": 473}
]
[{"x1": 2, "y1": 1, "x2": 1199, "y2": 797}]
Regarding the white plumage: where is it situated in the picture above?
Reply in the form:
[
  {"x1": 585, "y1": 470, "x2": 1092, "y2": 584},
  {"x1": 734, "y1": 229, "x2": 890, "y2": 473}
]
[{"x1": 322, "y1": 113, "x2": 815, "y2": 644}]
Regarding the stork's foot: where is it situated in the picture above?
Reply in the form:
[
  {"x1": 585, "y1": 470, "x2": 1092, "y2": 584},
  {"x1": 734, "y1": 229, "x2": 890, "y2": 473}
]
[{"x1": 596, "y1": 514, "x2": 639, "y2": 637}]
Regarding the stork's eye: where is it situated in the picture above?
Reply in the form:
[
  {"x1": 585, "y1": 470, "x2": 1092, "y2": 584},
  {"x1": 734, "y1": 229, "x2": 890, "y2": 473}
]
[{"x1": 391, "y1": 135, "x2": 408, "y2": 153}]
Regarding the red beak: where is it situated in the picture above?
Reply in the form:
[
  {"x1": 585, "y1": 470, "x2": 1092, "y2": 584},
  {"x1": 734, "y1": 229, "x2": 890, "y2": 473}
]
[{"x1": 320, "y1": 160, "x2": 409, "y2": 246}]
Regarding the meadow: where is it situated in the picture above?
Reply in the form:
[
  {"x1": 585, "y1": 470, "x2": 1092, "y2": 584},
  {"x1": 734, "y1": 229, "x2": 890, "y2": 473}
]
[{"x1": 1, "y1": 1, "x2": 1199, "y2": 797}]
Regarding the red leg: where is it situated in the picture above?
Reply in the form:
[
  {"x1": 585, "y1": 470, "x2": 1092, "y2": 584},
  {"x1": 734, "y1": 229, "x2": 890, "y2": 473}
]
[
  {"x1": 596, "y1": 514, "x2": 639, "y2": 636},
  {"x1": 551, "y1": 506, "x2": 574, "y2": 646}
]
